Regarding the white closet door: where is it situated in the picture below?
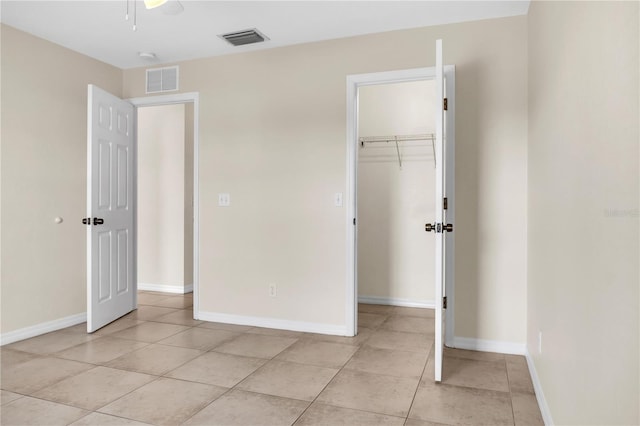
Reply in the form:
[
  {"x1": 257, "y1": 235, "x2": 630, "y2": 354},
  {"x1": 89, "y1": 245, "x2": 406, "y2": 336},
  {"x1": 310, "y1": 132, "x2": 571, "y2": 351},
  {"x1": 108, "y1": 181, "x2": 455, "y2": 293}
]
[{"x1": 433, "y1": 39, "x2": 448, "y2": 382}]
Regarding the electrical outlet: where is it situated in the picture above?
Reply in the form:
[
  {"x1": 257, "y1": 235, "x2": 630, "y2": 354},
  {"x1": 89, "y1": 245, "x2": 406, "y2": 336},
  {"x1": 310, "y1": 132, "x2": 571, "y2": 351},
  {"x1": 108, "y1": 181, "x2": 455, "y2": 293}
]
[
  {"x1": 269, "y1": 284, "x2": 277, "y2": 297},
  {"x1": 218, "y1": 193, "x2": 230, "y2": 207},
  {"x1": 538, "y1": 331, "x2": 543, "y2": 354}
]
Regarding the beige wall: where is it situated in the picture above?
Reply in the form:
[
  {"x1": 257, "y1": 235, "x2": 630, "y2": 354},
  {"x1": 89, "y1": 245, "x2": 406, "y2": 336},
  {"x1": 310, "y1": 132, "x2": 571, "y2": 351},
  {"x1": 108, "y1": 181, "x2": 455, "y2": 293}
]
[
  {"x1": 357, "y1": 81, "x2": 436, "y2": 304},
  {"x1": 527, "y1": 1, "x2": 639, "y2": 424},
  {"x1": 358, "y1": 81, "x2": 437, "y2": 136},
  {"x1": 137, "y1": 104, "x2": 187, "y2": 288},
  {"x1": 0, "y1": 24, "x2": 122, "y2": 333},
  {"x1": 123, "y1": 16, "x2": 528, "y2": 340}
]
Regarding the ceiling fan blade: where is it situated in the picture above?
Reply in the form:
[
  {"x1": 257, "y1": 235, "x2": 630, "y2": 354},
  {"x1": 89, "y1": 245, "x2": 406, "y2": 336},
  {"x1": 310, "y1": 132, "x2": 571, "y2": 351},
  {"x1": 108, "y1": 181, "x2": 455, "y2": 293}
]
[{"x1": 162, "y1": 0, "x2": 184, "y2": 15}]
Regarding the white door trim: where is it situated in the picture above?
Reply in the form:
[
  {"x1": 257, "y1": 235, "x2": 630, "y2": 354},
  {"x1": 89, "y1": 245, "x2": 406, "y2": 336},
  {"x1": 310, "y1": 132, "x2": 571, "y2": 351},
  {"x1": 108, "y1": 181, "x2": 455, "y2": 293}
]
[
  {"x1": 345, "y1": 68, "x2": 455, "y2": 341},
  {"x1": 128, "y1": 92, "x2": 201, "y2": 319}
]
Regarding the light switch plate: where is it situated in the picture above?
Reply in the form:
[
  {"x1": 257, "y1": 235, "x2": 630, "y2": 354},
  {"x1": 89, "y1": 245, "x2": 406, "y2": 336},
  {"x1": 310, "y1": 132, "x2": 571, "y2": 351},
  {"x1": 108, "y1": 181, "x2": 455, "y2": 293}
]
[
  {"x1": 218, "y1": 193, "x2": 230, "y2": 207},
  {"x1": 334, "y1": 192, "x2": 343, "y2": 207}
]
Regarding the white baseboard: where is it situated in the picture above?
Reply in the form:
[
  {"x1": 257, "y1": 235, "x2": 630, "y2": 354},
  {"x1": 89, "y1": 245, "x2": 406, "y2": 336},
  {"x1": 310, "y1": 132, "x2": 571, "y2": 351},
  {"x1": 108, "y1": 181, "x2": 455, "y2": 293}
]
[
  {"x1": 138, "y1": 283, "x2": 193, "y2": 294},
  {"x1": 0, "y1": 312, "x2": 87, "y2": 346},
  {"x1": 358, "y1": 295, "x2": 435, "y2": 309},
  {"x1": 450, "y1": 336, "x2": 527, "y2": 355},
  {"x1": 198, "y1": 311, "x2": 349, "y2": 336},
  {"x1": 525, "y1": 348, "x2": 554, "y2": 426}
]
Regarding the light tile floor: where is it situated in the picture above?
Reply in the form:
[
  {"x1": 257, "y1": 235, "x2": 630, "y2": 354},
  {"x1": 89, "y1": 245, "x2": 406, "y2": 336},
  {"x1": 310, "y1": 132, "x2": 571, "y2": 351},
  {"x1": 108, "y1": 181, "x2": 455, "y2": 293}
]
[{"x1": 1, "y1": 292, "x2": 544, "y2": 425}]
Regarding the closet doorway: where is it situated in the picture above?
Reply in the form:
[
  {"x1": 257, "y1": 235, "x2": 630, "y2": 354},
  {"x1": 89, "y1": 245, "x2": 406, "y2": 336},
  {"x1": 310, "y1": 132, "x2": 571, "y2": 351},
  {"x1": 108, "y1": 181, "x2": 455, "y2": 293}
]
[
  {"x1": 357, "y1": 80, "x2": 437, "y2": 310},
  {"x1": 345, "y1": 67, "x2": 455, "y2": 343}
]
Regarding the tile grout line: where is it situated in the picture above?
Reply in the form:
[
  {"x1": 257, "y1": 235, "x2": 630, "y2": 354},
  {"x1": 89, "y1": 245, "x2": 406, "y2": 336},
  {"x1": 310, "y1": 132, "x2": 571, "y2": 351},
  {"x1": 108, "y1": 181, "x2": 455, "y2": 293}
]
[
  {"x1": 86, "y1": 299, "x2": 202, "y2": 424},
  {"x1": 175, "y1": 317, "x2": 343, "y2": 425},
  {"x1": 404, "y1": 341, "x2": 434, "y2": 425},
  {"x1": 93, "y1": 375, "x2": 166, "y2": 420},
  {"x1": 1, "y1": 393, "x2": 93, "y2": 416},
  {"x1": 176, "y1": 334, "x2": 305, "y2": 425},
  {"x1": 505, "y1": 358, "x2": 518, "y2": 426},
  {"x1": 3, "y1": 300, "x2": 449, "y2": 425},
  {"x1": 289, "y1": 333, "x2": 365, "y2": 426},
  {"x1": 290, "y1": 307, "x2": 426, "y2": 425},
  {"x1": 240, "y1": 313, "x2": 429, "y2": 425},
  {"x1": 1, "y1": 359, "x2": 97, "y2": 399},
  {"x1": 1, "y1": 294, "x2": 195, "y2": 424}
]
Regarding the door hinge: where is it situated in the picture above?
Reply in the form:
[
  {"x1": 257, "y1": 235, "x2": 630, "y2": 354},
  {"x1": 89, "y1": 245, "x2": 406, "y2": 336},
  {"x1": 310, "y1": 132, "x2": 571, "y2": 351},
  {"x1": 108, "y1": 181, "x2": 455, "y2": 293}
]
[
  {"x1": 353, "y1": 218, "x2": 356, "y2": 226},
  {"x1": 443, "y1": 296, "x2": 447, "y2": 309},
  {"x1": 443, "y1": 197, "x2": 448, "y2": 210},
  {"x1": 443, "y1": 98, "x2": 448, "y2": 111}
]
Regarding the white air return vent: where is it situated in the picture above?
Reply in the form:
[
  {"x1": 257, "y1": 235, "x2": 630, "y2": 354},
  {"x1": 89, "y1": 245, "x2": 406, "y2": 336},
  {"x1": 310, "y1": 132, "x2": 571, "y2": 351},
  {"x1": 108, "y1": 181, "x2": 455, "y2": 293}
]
[
  {"x1": 146, "y1": 66, "x2": 179, "y2": 94},
  {"x1": 219, "y1": 28, "x2": 269, "y2": 46}
]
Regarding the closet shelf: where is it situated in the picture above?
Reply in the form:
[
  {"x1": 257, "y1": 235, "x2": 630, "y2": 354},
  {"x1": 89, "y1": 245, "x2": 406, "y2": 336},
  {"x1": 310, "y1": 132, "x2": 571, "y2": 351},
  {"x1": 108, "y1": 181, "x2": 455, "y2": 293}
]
[{"x1": 359, "y1": 133, "x2": 436, "y2": 169}]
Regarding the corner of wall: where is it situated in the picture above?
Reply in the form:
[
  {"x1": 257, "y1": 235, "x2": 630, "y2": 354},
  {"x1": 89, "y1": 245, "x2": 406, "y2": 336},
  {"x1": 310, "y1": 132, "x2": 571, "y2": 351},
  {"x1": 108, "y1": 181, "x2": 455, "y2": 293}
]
[{"x1": 524, "y1": 347, "x2": 554, "y2": 426}]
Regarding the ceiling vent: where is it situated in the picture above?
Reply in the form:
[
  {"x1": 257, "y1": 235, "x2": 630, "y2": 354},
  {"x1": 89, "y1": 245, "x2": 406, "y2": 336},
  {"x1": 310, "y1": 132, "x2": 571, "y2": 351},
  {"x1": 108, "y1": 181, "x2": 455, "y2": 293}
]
[
  {"x1": 146, "y1": 66, "x2": 179, "y2": 94},
  {"x1": 219, "y1": 29, "x2": 269, "y2": 47}
]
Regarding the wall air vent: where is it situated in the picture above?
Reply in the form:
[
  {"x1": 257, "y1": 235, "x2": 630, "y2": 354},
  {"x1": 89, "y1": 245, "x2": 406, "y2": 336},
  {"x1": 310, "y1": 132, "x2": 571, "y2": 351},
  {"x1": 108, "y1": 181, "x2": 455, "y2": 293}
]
[
  {"x1": 146, "y1": 66, "x2": 179, "y2": 94},
  {"x1": 219, "y1": 28, "x2": 269, "y2": 46}
]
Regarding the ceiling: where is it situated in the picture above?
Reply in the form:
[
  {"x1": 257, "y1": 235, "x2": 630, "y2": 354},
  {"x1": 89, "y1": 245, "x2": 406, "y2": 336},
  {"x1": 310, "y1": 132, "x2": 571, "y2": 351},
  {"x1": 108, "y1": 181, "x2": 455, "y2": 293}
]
[{"x1": 0, "y1": 1, "x2": 530, "y2": 69}]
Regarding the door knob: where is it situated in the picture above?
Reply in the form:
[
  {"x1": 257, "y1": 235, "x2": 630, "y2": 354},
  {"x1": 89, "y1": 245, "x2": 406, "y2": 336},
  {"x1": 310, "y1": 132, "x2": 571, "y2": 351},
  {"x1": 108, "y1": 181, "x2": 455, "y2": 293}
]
[
  {"x1": 425, "y1": 223, "x2": 453, "y2": 233},
  {"x1": 93, "y1": 218, "x2": 104, "y2": 225}
]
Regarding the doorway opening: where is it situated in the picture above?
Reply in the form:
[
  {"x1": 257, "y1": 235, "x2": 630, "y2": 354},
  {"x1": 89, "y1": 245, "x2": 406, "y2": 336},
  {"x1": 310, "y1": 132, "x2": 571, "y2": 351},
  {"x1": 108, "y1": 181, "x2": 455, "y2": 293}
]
[
  {"x1": 345, "y1": 67, "x2": 455, "y2": 343},
  {"x1": 136, "y1": 103, "x2": 195, "y2": 317},
  {"x1": 357, "y1": 80, "x2": 437, "y2": 313},
  {"x1": 129, "y1": 92, "x2": 200, "y2": 319}
]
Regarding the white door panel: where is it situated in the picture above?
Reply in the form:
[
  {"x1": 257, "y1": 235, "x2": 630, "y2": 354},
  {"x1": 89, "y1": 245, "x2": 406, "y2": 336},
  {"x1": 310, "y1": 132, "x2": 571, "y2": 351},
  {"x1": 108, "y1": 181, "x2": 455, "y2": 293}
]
[
  {"x1": 434, "y1": 39, "x2": 447, "y2": 382},
  {"x1": 87, "y1": 84, "x2": 136, "y2": 333}
]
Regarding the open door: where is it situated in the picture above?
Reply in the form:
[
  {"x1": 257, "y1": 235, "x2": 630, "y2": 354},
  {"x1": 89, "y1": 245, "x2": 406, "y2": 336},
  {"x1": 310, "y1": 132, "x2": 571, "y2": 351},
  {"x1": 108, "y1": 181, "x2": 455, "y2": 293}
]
[
  {"x1": 86, "y1": 85, "x2": 136, "y2": 332},
  {"x1": 431, "y1": 39, "x2": 451, "y2": 382}
]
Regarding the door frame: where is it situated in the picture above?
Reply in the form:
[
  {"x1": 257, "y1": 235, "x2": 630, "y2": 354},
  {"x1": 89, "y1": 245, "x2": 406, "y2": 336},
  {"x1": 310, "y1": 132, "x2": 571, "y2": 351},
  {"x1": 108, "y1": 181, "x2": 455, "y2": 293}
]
[
  {"x1": 345, "y1": 67, "x2": 455, "y2": 341},
  {"x1": 128, "y1": 92, "x2": 201, "y2": 318}
]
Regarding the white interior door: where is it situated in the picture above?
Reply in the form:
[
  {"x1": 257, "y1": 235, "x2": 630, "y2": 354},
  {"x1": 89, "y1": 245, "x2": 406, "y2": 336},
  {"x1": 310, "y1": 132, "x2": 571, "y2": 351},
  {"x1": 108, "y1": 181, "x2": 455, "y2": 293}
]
[
  {"x1": 87, "y1": 84, "x2": 136, "y2": 333},
  {"x1": 433, "y1": 39, "x2": 448, "y2": 382}
]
